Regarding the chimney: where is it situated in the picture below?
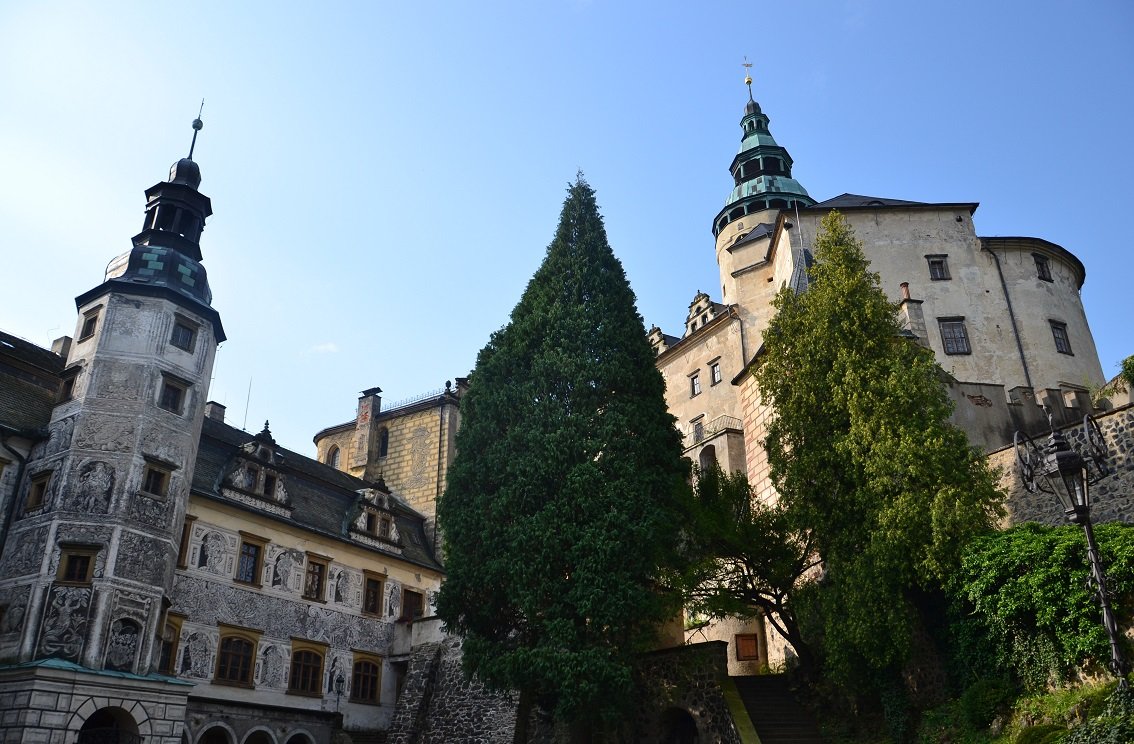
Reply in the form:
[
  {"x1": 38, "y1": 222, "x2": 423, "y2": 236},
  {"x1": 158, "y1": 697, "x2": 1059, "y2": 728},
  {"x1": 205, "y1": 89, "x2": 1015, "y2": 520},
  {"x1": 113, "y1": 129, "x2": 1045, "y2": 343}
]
[
  {"x1": 51, "y1": 336, "x2": 73, "y2": 360},
  {"x1": 204, "y1": 401, "x2": 226, "y2": 422},
  {"x1": 897, "y1": 282, "x2": 929, "y2": 348},
  {"x1": 353, "y1": 387, "x2": 383, "y2": 469}
]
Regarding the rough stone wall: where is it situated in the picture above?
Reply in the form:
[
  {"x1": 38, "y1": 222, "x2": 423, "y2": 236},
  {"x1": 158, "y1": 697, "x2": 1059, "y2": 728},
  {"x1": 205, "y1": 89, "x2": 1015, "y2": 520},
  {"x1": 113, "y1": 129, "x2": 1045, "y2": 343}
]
[
  {"x1": 629, "y1": 643, "x2": 743, "y2": 744},
  {"x1": 990, "y1": 403, "x2": 1134, "y2": 526},
  {"x1": 386, "y1": 638, "x2": 517, "y2": 744}
]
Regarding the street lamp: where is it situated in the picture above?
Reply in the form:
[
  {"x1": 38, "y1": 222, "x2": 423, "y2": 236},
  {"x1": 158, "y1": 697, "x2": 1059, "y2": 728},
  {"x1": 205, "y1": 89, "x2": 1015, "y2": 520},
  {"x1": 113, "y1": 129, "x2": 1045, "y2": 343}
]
[
  {"x1": 334, "y1": 671, "x2": 346, "y2": 711},
  {"x1": 1015, "y1": 411, "x2": 1127, "y2": 688}
]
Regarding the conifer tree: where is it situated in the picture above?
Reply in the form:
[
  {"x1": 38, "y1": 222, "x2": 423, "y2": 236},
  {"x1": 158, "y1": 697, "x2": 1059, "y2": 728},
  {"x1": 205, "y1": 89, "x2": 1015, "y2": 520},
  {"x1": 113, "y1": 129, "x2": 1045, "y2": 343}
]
[
  {"x1": 435, "y1": 177, "x2": 686, "y2": 737},
  {"x1": 755, "y1": 211, "x2": 1003, "y2": 683}
]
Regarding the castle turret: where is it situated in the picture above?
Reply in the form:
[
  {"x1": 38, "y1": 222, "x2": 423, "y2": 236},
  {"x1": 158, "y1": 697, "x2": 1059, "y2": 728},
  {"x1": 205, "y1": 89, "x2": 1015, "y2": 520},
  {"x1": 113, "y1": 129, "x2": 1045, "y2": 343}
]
[{"x1": 0, "y1": 114, "x2": 223, "y2": 683}]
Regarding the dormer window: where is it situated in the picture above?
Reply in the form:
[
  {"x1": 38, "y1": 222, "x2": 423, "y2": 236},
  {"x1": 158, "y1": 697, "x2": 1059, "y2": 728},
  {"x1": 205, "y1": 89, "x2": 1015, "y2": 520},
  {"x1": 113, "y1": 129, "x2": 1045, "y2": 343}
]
[{"x1": 263, "y1": 474, "x2": 277, "y2": 499}]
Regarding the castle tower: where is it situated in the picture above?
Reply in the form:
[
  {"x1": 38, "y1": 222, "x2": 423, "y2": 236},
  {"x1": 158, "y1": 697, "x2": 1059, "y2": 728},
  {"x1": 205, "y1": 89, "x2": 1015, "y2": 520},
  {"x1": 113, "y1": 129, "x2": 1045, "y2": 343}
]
[
  {"x1": 712, "y1": 73, "x2": 815, "y2": 296},
  {"x1": 0, "y1": 116, "x2": 222, "y2": 742}
]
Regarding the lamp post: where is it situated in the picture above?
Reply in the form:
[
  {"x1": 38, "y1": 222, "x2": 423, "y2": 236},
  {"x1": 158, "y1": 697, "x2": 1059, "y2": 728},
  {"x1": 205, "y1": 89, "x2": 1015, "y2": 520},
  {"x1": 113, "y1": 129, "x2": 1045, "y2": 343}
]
[
  {"x1": 334, "y1": 671, "x2": 346, "y2": 712},
  {"x1": 1015, "y1": 412, "x2": 1127, "y2": 688}
]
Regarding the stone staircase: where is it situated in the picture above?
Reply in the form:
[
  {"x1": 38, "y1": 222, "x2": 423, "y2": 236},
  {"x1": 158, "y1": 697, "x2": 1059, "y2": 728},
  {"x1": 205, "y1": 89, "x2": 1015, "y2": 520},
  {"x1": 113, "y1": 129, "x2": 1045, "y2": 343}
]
[{"x1": 731, "y1": 675, "x2": 824, "y2": 744}]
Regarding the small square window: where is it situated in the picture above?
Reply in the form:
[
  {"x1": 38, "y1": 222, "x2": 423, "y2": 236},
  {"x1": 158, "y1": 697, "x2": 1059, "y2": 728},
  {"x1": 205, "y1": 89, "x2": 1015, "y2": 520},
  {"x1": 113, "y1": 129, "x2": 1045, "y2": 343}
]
[
  {"x1": 1050, "y1": 321, "x2": 1073, "y2": 355},
  {"x1": 1034, "y1": 254, "x2": 1053, "y2": 282},
  {"x1": 158, "y1": 376, "x2": 188, "y2": 414},
  {"x1": 938, "y1": 318, "x2": 971, "y2": 355},
  {"x1": 735, "y1": 633, "x2": 761, "y2": 661},
  {"x1": 401, "y1": 589, "x2": 425, "y2": 621},
  {"x1": 79, "y1": 312, "x2": 99, "y2": 341},
  {"x1": 170, "y1": 320, "x2": 197, "y2": 352},
  {"x1": 142, "y1": 464, "x2": 171, "y2": 497},
  {"x1": 690, "y1": 373, "x2": 701, "y2": 397},
  {"x1": 710, "y1": 362, "x2": 722, "y2": 386},
  {"x1": 26, "y1": 472, "x2": 51, "y2": 512},
  {"x1": 926, "y1": 255, "x2": 950, "y2": 281},
  {"x1": 58, "y1": 546, "x2": 98, "y2": 585},
  {"x1": 59, "y1": 370, "x2": 78, "y2": 402}
]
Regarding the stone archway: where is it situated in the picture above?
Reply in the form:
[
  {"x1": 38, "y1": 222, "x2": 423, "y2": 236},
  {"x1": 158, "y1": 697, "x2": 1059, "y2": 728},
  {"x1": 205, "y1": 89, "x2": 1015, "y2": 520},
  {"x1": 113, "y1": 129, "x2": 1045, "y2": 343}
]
[
  {"x1": 198, "y1": 724, "x2": 236, "y2": 744},
  {"x1": 77, "y1": 707, "x2": 141, "y2": 744},
  {"x1": 243, "y1": 730, "x2": 276, "y2": 744},
  {"x1": 283, "y1": 733, "x2": 314, "y2": 744},
  {"x1": 68, "y1": 697, "x2": 153, "y2": 742},
  {"x1": 660, "y1": 707, "x2": 699, "y2": 744}
]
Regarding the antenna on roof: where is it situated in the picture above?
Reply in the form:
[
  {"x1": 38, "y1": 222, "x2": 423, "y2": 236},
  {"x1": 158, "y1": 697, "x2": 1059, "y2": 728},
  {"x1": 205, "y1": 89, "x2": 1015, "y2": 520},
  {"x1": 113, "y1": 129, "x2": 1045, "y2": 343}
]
[
  {"x1": 742, "y1": 57, "x2": 754, "y2": 101},
  {"x1": 188, "y1": 99, "x2": 205, "y2": 159}
]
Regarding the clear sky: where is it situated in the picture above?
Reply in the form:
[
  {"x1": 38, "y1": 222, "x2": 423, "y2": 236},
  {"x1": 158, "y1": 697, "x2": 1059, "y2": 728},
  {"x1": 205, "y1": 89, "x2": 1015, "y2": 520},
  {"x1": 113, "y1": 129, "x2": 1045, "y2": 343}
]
[{"x1": 2, "y1": 1, "x2": 1131, "y2": 455}]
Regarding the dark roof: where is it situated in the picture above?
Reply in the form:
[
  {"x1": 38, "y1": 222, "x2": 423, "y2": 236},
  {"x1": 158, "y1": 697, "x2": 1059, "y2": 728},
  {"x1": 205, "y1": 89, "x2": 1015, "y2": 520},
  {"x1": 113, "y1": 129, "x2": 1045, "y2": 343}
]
[
  {"x1": 808, "y1": 193, "x2": 979, "y2": 214},
  {"x1": 193, "y1": 416, "x2": 442, "y2": 572},
  {"x1": 0, "y1": 332, "x2": 64, "y2": 434},
  {"x1": 730, "y1": 222, "x2": 776, "y2": 249}
]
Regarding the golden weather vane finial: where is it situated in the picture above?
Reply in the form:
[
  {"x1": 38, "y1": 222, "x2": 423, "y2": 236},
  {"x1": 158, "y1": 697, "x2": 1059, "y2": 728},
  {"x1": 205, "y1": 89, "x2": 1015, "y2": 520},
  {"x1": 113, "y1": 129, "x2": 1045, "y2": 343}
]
[{"x1": 742, "y1": 56, "x2": 754, "y2": 101}]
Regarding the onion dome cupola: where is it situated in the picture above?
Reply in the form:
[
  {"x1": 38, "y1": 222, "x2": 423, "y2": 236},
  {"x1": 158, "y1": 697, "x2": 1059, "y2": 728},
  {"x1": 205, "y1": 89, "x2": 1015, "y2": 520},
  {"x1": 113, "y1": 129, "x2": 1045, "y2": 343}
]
[
  {"x1": 712, "y1": 70, "x2": 815, "y2": 237},
  {"x1": 84, "y1": 111, "x2": 225, "y2": 341}
]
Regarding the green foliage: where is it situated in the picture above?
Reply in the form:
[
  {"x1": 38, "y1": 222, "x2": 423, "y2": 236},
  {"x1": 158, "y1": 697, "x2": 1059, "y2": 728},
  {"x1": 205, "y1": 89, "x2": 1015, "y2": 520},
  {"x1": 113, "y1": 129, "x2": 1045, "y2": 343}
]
[
  {"x1": 434, "y1": 177, "x2": 687, "y2": 728},
  {"x1": 1014, "y1": 724, "x2": 1066, "y2": 744},
  {"x1": 959, "y1": 677, "x2": 1015, "y2": 730},
  {"x1": 1121, "y1": 354, "x2": 1134, "y2": 389},
  {"x1": 1063, "y1": 685, "x2": 1134, "y2": 744},
  {"x1": 754, "y1": 210, "x2": 1004, "y2": 682},
  {"x1": 952, "y1": 522, "x2": 1134, "y2": 688},
  {"x1": 678, "y1": 463, "x2": 817, "y2": 666}
]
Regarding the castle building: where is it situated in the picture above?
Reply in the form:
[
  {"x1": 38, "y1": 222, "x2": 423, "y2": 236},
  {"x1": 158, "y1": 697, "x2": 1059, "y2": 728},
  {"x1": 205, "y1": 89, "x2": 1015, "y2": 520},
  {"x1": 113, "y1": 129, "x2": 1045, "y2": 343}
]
[
  {"x1": 648, "y1": 77, "x2": 1108, "y2": 671},
  {"x1": 0, "y1": 123, "x2": 444, "y2": 744}
]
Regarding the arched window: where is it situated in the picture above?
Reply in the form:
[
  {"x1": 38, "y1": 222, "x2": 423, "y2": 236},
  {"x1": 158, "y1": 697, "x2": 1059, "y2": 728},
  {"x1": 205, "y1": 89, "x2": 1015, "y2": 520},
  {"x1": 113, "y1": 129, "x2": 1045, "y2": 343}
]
[
  {"x1": 326, "y1": 446, "x2": 340, "y2": 469},
  {"x1": 351, "y1": 658, "x2": 381, "y2": 704},
  {"x1": 698, "y1": 445, "x2": 717, "y2": 471},
  {"x1": 378, "y1": 429, "x2": 390, "y2": 458},
  {"x1": 289, "y1": 648, "x2": 324, "y2": 695},
  {"x1": 216, "y1": 636, "x2": 255, "y2": 687}
]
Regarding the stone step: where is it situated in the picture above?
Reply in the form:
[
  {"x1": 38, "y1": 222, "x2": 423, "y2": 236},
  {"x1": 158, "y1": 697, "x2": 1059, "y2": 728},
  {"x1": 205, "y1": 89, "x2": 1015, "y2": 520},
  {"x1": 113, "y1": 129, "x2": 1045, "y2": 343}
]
[{"x1": 731, "y1": 675, "x2": 824, "y2": 744}]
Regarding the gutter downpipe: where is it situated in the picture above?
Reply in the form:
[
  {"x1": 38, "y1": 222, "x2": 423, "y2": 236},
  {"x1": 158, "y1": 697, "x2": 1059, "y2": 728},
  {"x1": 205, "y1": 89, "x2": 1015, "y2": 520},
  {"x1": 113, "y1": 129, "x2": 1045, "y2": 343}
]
[{"x1": 986, "y1": 243, "x2": 1034, "y2": 391}]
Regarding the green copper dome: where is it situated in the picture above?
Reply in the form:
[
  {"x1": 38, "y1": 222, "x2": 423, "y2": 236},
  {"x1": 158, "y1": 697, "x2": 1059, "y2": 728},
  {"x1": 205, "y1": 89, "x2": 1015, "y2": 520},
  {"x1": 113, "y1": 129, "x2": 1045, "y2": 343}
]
[{"x1": 713, "y1": 93, "x2": 814, "y2": 237}]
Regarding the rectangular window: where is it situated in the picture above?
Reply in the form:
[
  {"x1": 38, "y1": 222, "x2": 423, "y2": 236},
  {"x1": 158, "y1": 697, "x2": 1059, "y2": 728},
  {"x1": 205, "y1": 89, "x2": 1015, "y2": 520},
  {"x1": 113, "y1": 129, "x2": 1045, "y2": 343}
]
[
  {"x1": 26, "y1": 472, "x2": 51, "y2": 512},
  {"x1": 351, "y1": 653, "x2": 383, "y2": 704},
  {"x1": 926, "y1": 255, "x2": 950, "y2": 281},
  {"x1": 158, "y1": 376, "x2": 188, "y2": 414},
  {"x1": 690, "y1": 373, "x2": 701, "y2": 397},
  {"x1": 938, "y1": 318, "x2": 971, "y2": 355},
  {"x1": 363, "y1": 573, "x2": 385, "y2": 615},
  {"x1": 177, "y1": 516, "x2": 197, "y2": 569},
  {"x1": 142, "y1": 464, "x2": 171, "y2": 497},
  {"x1": 303, "y1": 555, "x2": 329, "y2": 601},
  {"x1": 735, "y1": 634, "x2": 761, "y2": 661},
  {"x1": 693, "y1": 420, "x2": 704, "y2": 443},
  {"x1": 379, "y1": 517, "x2": 392, "y2": 540},
  {"x1": 79, "y1": 310, "x2": 99, "y2": 341},
  {"x1": 401, "y1": 589, "x2": 425, "y2": 621},
  {"x1": 59, "y1": 370, "x2": 78, "y2": 402},
  {"x1": 170, "y1": 320, "x2": 197, "y2": 352},
  {"x1": 365, "y1": 512, "x2": 377, "y2": 535},
  {"x1": 235, "y1": 539, "x2": 264, "y2": 585},
  {"x1": 262, "y1": 473, "x2": 277, "y2": 498},
  {"x1": 158, "y1": 612, "x2": 186, "y2": 674},
  {"x1": 1034, "y1": 253, "x2": 1053, "y2": 282},
  {"x1": 58, "y1": 546, "x2": 98, "y2": 585},
  {"x1": 1050, "y1": 321, "x2": 1073, "y2": 355},
  {"x1": 710, "y1": 361, "x2": 722, "y2": 386}
]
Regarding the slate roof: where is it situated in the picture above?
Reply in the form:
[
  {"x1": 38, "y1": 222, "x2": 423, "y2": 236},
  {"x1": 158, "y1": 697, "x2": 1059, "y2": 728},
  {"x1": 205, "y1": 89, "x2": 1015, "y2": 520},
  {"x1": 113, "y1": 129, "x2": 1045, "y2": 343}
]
[
  {"x1": 0, "y1": 331, "x2": 64, "y2": 434},
  {"x1": 193, "y1": 416, "x2": 443, "y2": 572},
  {"x1": 729, "y1": 223, "x2": 776, "y2": 250},
  {"x1": 812, "y1": 193, "x2": 929, "y2": 209}
]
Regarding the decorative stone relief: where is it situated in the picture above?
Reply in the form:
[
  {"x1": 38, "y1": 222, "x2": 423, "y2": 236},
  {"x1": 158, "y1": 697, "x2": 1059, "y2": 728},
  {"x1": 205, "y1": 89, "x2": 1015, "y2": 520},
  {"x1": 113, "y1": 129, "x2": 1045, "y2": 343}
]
[
  {"x1": 406, "y1": 427, "x2": 431, "y2": 489},
  {"x1": 44, "y1": 416, "x2": 76, "y2": 457},
  {"x1": 38, "y1": 585, "x2": 92, "y2": 661},
  {"x1": 1, "y1": 527, "x2": 48, "y2": 577},
  {"x1": 326, "y1": 650, "x2": 351, "y2": 693},
  {"x1": 48, "y1": 526, "x2": 111, "y2": 579},
  {"x1": 172, "y1": 575, "x2": 394, "y2": 654},
  {"x1": 387, "y1": 581, "x2": 402, "y2": 619},
  {"x1": 221, "y1": 488, "x2": 291, "y2": 517},
  {"x1": 111, "y1": 589, "x2": 154, "y2": 624},
  {"x1": 0, "y1": 585, "x2": 31, "y2": 637},
  {"x1": 96, "y1": 363, "x2": 144, "y2": 401},
  {"x1": 259, "y1": 643, "x2": 288, "y2": 689},
  {"x1": 191, "y1": 527, "x2": 237, "y2": 577},
  {"x1": 129, "y1": 491, "x2": 170, "y2": 530},
  {"x1": 117, "y1": 532, "x2": 170, "y2": 586},
  {"x1": 104, "y1": 618, "x2": 140, "y2": 672},
  {"x1": 142, "y1": 425, "x2": 188, "y2": 464},
  {"x1": 76, "y1": 417, "x2": 136, "y2": 453},
  {"x1": 267, "y1": 546, "x2": 304, "y2": 592},
  {"x1": 71, "y1": 460, "x2": 115, "y2": 513},
  {"x1": 179, "y1": 629, "x2": 215, "y2": 678}
]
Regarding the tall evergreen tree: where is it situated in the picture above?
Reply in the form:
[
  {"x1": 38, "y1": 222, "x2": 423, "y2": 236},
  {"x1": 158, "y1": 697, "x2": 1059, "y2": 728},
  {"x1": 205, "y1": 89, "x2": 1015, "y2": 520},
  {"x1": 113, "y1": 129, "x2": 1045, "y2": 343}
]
[
  {"x1": 436, "y1": 177, "x2": 687, "y2": 736},
  {"x1": 755, "y1": 211, "x2": 1003, "y2": 683}
]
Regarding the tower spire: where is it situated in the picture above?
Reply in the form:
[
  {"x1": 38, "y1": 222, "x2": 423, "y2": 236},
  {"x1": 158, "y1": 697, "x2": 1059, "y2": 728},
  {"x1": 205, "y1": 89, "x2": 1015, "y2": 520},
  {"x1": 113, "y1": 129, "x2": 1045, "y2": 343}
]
[
  {"x1": 188, "y1": 99, "x2": 204, "y2": 160},
  {"x1": 743, "y1": 57, "x2": 754, "y2": 102}
]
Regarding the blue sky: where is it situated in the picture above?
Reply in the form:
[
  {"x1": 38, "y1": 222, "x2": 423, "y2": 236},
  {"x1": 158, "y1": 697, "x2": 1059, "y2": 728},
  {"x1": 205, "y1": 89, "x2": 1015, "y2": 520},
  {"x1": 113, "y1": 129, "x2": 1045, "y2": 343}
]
[{"x1": 2, "y1": 1, "x2": 1131, "y2": 454}]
